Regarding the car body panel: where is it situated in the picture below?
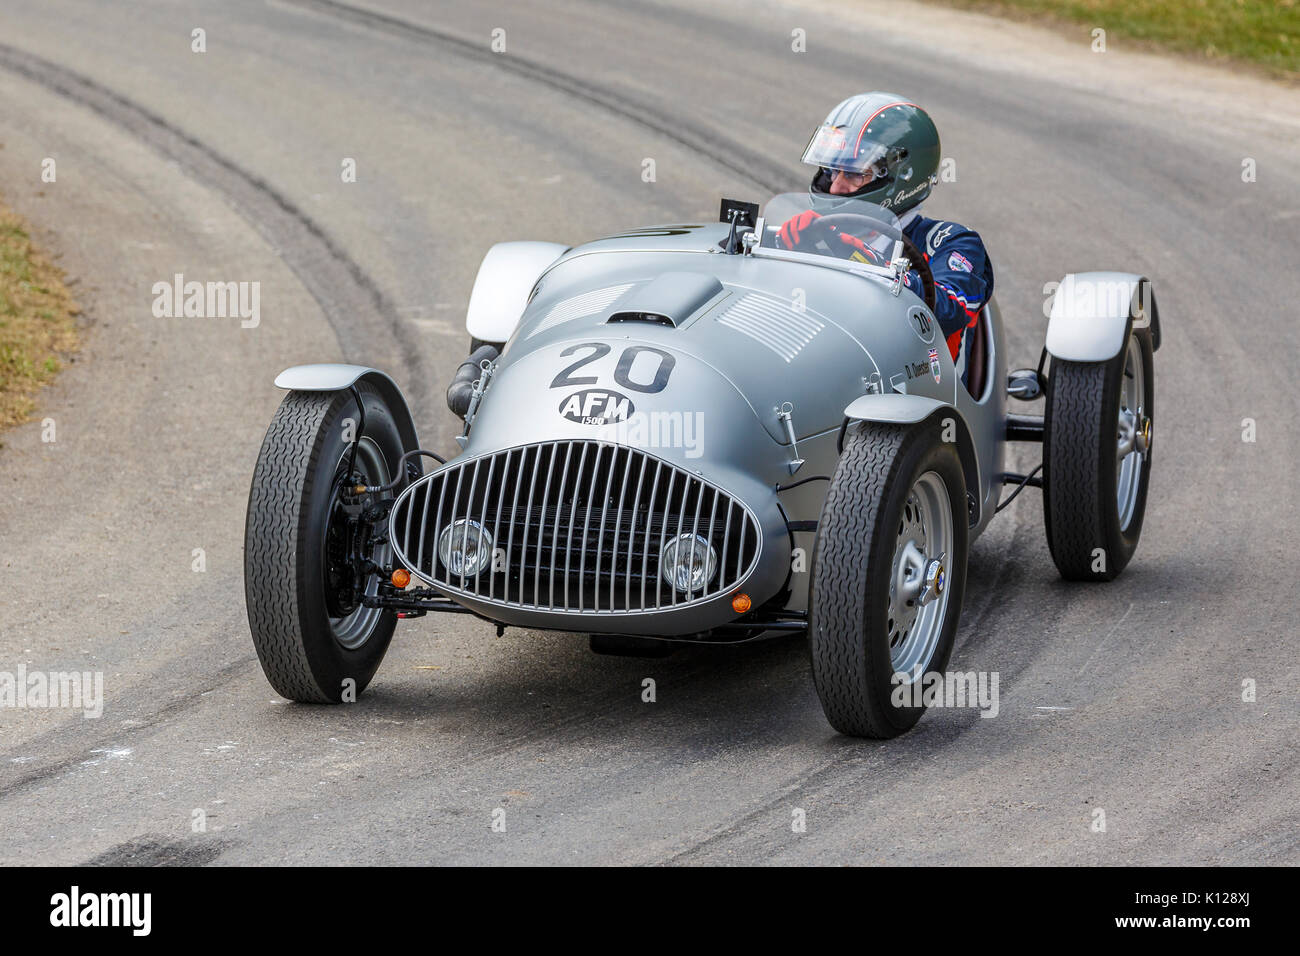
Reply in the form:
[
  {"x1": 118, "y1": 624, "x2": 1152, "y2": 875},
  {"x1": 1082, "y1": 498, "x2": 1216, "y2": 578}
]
[{"x1": 390, "y1": 202, "x2": 1018, "y2": 637}]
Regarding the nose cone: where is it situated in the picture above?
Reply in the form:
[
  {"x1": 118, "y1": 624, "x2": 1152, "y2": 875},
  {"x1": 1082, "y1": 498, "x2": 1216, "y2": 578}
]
[{"x1": 464, "y1": 337, "x2": 777, "y2": 476}]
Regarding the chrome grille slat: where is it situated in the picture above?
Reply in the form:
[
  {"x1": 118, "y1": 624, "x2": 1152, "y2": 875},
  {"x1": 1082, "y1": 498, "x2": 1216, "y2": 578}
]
[
  {"x1": 625, "y1": 453, "x2": 647, "y2": 611},
  {"x1": 643, "y1": 462, "x2": 664, "y2": 610},
  {"x1": 451, "y1": 463, "x2": 469, "y2": 589},
  {"x1": 430, "y1": 468, "x2": 447, "y2": 580},
  {"x1": 721, "y1": 498, "x2": 734, "y2": 591},
  {"x1": 670, "y1": 472, "x2": 687, "y2": 607},
  {"x1": 404, "y1": 466, "x2": 418, "y2": 572},
  {"x1": 535, "y1": 446, "x2": 558, "y2": 607},
  {"x1": 581, "y1": 445, "x2": 608, "y2": 612},
  {"x1": 686, "y1": 484, "x2": 705, "y2": 601},
  {"x1": 595, "y1": 448, "x2": 621, "y2": 611},
  {"x1": 656, "y1": 470, "x2": 677, "y2": 609},
  {"x1": 735, "y1": 511, "x2": 747, "y2": 584},
  {"x1": 504, "y1": 446, "x2": 526, "y2": 606},
  {"x1": 548, "y1": 444, "x2": 575, "y2": 608},
  {"x1": 484, "y1": 454, "x2": 501, "y2": 600},
  {"x1": 517, "y1": 445, "x2": 542, "y2": 608},
  {"x1": 391, "y1": 440, "x2": 761, "y2": 615},
  {"x1": 416, "y1": 472, "x2": 434, "y2": 576},
  {"x1": 562, "y1": 443, "x2": 589, "y2": 610},
  {"x1": 702, "y1": 491, "x2": 719, "y2": 598}
]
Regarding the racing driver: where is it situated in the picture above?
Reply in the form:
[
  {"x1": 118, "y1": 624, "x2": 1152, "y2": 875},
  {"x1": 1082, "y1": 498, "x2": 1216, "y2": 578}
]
[{"x1": 777, "y1": 92, "x2": 995, "y2": 364}]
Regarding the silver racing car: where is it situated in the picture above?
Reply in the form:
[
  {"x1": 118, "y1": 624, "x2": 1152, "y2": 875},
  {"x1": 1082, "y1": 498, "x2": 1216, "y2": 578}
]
[{"x1": 244, "y1": 191, "x2": 1160, "y2": 737}]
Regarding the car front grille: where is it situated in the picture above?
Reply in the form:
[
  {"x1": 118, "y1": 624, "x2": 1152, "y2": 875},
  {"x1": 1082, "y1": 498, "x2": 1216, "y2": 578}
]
[{"x1": 389, "y1": 440, "x2": 760, "y2": 614}]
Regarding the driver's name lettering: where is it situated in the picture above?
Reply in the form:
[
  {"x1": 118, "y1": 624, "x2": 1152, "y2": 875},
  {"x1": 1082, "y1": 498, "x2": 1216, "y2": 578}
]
[
  {"x1": 558, "y1": 388, "x2": 634, "y2": 425},
  {"x1": 881, "y1": 180, "x2": 928, "y2": 210},
  {"x1": 904, "y1": 361, "x2": 929, "y2": 379}
]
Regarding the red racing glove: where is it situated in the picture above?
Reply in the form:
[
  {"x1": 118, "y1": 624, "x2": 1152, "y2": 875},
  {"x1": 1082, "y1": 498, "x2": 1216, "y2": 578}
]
[
  {"x1": 778, "y1": 209, "x2": 822, "y2": 249},
  {"x1": 837, "y1": 231, "x2": 884, "y2": 264}
]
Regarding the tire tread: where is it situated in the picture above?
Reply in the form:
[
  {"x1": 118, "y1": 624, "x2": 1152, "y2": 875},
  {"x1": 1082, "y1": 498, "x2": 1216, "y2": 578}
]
[
  {"x1": 244, "y1": 392, "x2": 338, "y2": 702},
  {"x1": 809, "y1": 424, "x2": 907, "y2": 738}
]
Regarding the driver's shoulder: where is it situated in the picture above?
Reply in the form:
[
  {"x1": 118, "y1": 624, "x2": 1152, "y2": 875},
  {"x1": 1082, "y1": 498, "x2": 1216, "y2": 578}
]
[{"x1": 906, "y1": 214, "x2": 984, "y2": 257}]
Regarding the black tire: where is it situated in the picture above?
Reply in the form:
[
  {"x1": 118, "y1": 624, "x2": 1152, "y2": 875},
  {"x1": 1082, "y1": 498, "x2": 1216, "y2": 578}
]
[
  {"x1": 470, "y1": 336, "x2": 504, "y2": 353},
  {"x1": 809, "y1": 421, "x2": 968, "y2": 738},
  {"x1": 244, "y1": 382, "x2": 405, "y2": 702},
  {"x1": 589, "y1": 634, "x2": 677, "y2": 658},
  {"x1": 1043, "y1": 324, "x2": 1154, "y2": 581}
]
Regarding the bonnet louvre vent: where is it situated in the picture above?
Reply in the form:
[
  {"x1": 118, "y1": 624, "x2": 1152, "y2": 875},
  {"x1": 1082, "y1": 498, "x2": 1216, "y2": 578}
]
[
  {"x1": 527, "y1": 284, "x2": 634, "y2": 338},
  {"x1": 716, "y1": 292, "x2": 824, "y2": 362}
]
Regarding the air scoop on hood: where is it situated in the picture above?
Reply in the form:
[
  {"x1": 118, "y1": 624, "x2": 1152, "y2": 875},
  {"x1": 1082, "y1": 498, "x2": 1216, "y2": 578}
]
[{"x1": 606, "y1": 271, "x2": 724, "y2": 327}]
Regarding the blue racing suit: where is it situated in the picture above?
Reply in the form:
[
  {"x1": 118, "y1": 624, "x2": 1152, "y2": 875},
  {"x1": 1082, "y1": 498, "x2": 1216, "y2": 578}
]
[{"x1": 898, "y1": 214, "x2": 995, "y2": 361}]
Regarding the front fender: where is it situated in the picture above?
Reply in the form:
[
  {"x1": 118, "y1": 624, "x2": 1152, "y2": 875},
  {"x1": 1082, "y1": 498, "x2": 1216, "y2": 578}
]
[
  {"x1": 844, "y1": 392, "x2": 946, "y2": 424},
  {"x1": 273, "y1": 363, "x2": 420, "y2": 451},
  {"x1": 466, "y1": 241, "x2": 570, "y2": 344},
  {"x1": 842, "y1": 393, "x2": 982, "y2": 526},
  {"x1": 1045, "y1": 273, "x2": 1161, "y2": 362}
]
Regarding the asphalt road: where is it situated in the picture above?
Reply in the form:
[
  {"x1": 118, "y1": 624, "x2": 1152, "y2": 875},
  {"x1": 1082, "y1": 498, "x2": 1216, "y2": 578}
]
[{"x1": 0, "y1": 0, "x2": 1297, "y2": 865}]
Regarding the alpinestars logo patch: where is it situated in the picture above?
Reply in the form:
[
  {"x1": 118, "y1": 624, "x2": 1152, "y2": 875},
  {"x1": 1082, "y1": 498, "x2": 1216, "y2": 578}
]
[{"x1": 928, "y1": 223, "x2": 955, "y2": 251}]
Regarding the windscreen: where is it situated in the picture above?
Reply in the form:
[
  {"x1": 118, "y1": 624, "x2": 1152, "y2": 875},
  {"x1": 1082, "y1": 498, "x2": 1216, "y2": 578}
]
[{"x1": 757, "y1": 193, "x2": 904, "y2": 268}]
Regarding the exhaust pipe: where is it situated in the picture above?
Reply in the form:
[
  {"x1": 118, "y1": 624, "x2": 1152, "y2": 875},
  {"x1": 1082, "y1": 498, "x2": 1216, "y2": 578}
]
[{"x1": 446, "y1": 344, "x2": 500, "y2": 418}]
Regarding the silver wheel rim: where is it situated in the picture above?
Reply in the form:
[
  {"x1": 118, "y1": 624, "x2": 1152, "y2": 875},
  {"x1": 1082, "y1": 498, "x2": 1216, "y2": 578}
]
[
  {"x1": 1115, "y1": 335, "x2": 1148, "y2": 532},
  {"x1": 886, "y1": 470, "x2": 954, "y2": 678},
  {"x1": 329, "y1": 437, "x2": 392, "y2": 650}
]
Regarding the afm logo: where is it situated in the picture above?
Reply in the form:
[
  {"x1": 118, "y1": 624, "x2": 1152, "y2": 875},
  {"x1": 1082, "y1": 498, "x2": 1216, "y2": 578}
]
[{"x1": 558, "y1": 388, "x2": 634, "y2": 425}]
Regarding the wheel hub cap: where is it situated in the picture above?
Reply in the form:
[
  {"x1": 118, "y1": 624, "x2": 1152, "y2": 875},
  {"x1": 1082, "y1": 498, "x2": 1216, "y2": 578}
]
[
  {"x1": 886, "y1": 474, "x2": 954, "y2": 676},
  {"x1": 1115, "y1": 335, "x2": 1149, "y2": 532},
  {"x1": 920, "y1": 557, "x2": 946, "y2": 606}
]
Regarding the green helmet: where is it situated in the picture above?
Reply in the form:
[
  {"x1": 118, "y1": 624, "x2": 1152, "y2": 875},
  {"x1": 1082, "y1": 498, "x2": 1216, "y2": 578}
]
[{"x1": 803, "y1": 93, "x2": 941, "y2": 214}]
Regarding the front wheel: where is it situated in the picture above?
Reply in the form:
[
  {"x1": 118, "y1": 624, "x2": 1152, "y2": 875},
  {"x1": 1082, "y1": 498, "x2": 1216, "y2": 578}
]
[
  {"x1": 809, "y1": 421, "x2": 969, "y2": 738},
  {"x1": 244, "y1": 382, "x2": 405, "y2": 702},
  {"x1": 1043, "y1": 324, "x2": 1154, "y2": 581}
]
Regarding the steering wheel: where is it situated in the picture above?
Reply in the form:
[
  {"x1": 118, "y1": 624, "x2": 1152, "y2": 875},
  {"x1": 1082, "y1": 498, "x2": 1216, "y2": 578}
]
[{"x1": 810, "y1": 212, "x2": 936, "y2": 313}]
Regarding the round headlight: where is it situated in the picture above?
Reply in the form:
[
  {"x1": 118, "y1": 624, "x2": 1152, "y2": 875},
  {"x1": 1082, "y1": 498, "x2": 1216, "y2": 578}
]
[
  {"x1": 437, "y1": 518, "x2": 494, "y2": 577},
  {"x1": 660, "y1": 533, "x2": 717, "y2": 593}
]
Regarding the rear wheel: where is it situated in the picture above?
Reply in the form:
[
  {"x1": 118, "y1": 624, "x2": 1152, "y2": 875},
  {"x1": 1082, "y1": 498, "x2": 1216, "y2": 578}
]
[
  {"x1": 1043, "y1": 324, "x2": 1154, "y2": 581},
  {"x1": 244, "y1": 382, "x2": 405, "y2": 702},
  {"x1": 809, "y1": 421, "x2": 968, "y2": 738}
]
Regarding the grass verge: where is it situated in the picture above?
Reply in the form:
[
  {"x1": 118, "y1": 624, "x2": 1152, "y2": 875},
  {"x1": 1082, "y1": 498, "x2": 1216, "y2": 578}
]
[
  {"x1": 920, "y1": 0, "x2": 1299, "y2": 80},
  {"x1": 0, "y1": 195, "x2": 80, "y2": 431}
]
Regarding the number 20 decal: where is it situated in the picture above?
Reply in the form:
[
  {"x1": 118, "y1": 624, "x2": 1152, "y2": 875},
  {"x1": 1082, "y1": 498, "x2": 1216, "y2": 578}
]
[{"x1": 550, "y1": 342, "x2": 675, "y2": 393}]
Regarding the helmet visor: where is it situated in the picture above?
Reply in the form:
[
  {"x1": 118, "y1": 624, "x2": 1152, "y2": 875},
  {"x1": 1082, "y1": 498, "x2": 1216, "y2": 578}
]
[{"x1": 801, "y1": 124, "x2": 890, "y2": 177}]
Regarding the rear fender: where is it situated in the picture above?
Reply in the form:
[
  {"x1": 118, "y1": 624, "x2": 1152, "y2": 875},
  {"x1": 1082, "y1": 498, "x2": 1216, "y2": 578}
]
[{"x1": 1045, "y1": 272, "x2": 1161, "y2": 362}]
